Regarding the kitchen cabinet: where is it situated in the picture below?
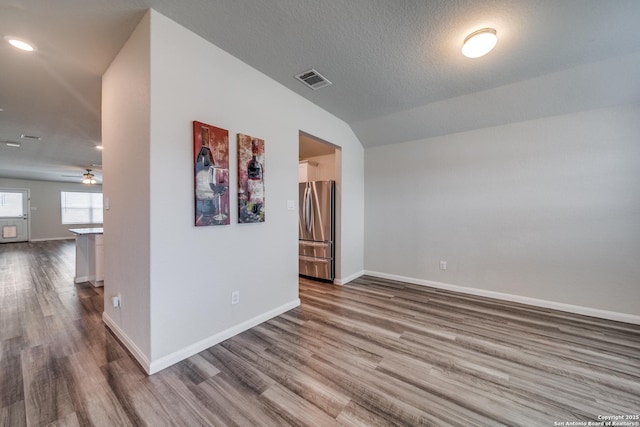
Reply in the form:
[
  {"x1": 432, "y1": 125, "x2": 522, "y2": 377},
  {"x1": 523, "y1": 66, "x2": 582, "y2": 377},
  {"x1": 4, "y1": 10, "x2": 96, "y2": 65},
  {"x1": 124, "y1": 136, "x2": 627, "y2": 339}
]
[
  {"x1": 298, "y1": 160, "x2": 318, "y2": 182},
  {"x1": 69, "y1": 227, "x2": 104, "y2": 287}
]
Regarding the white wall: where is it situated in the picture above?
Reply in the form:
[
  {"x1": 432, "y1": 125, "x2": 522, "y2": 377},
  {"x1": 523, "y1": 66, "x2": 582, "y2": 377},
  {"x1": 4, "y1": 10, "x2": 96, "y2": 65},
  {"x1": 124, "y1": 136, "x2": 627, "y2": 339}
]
[
  {"x1": 337, "y1": 145, "x2": 365, "y2": 283},
  {"x1": 0, "y1": 177, "x2": 102, "y2": 240},
  {"x1": 102, "y1": 10, "x2": 364, "y2": 372},
  {"x1": 102, "y1": 12, "x2": 152, "y2": 362},
  {"x1": 365, "y1": 104, "x2": 640, "y2": 321}
]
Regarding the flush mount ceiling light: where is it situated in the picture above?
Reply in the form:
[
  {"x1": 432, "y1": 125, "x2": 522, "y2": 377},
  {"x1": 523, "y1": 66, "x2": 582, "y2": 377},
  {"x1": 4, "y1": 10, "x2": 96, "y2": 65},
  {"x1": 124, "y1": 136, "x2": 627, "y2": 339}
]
[
  {"x1": 4, "y1": 36, "x2": 37, "y2": 52},
  {"x1": 462, "y1": 28, "x2": 497, "y2": 58},
  {"x1": 82, "y1": 169, "x2": 97, "y2": 185}
]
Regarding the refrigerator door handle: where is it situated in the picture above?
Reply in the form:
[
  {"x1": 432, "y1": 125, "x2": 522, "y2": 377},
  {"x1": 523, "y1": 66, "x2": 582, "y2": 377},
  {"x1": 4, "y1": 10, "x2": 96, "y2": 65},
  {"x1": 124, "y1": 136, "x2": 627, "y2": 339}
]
[
  {"x1": 303, "y1": 184, "x2": 308, "y2": 233},
  {"x1": 302, "y1": 184, "x2": 307, "y2": 234},
  {"x1": 307, "y1": 185, "x2": 314, "y2": 233}
]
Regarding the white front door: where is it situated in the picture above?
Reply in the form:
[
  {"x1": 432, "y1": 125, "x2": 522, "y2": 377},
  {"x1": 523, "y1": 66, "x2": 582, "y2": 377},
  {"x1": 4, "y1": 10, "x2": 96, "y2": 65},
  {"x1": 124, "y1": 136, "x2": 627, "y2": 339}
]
[{"x1": 0, "y1": 189, "x2": 29, "y2": 243}]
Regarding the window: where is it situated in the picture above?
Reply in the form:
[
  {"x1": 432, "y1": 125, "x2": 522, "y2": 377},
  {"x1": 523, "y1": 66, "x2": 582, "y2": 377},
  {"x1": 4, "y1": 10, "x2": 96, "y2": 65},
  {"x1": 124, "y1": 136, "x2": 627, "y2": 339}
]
[
  {"x1": 61, "y1": 191, "x2": 103, "y2": 224},
  {"x1": 0, "y1": 192, "x2": 24, "y2": 217}
]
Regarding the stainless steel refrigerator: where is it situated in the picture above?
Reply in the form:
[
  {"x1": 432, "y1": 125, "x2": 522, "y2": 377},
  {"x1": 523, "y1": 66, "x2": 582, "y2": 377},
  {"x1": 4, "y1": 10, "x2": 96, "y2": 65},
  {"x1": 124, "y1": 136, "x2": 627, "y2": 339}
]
[{"x1": 299, "y1": 181, "x2": 335, "y2": 282}]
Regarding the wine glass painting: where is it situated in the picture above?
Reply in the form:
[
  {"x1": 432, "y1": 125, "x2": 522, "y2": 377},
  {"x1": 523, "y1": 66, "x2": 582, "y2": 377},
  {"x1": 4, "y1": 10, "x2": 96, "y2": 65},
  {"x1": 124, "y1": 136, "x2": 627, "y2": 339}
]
[
  {"x1": 237, "y1": 134, "x2": 265, "y2": 223},
  {"x1": 194, "y1": 121, "x2": 230, "y2": 226},
  {"x1": 208, "y1": 165, "x2": 229, "y2": 222}
]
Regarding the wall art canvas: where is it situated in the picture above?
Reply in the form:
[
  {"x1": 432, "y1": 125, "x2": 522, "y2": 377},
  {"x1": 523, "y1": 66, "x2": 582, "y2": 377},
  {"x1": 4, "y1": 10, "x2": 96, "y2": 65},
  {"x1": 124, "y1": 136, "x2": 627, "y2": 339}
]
[
  {"x1": 237, "y1": 133, "x2": 265, "y2": 223},
  {"x1": 194, "y1": 121, "x2": 230, "y2": 226}
]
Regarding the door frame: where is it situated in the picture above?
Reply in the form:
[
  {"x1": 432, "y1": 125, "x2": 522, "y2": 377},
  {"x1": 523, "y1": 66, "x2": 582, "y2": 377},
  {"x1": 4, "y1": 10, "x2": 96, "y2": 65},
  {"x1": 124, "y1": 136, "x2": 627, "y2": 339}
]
[{"x1": 298, "y1": 131, "x2": 342, "y2": 283}]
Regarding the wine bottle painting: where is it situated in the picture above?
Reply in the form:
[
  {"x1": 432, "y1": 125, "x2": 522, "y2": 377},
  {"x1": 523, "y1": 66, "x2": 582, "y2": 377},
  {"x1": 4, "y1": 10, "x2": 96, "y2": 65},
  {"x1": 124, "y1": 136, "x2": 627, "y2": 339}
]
[
  {"x1": 237, "y1": 133, "x2": 265, "y2": 223},
  {"x1": 193, "y1": 121, "x2": 230, "y2": 226}
]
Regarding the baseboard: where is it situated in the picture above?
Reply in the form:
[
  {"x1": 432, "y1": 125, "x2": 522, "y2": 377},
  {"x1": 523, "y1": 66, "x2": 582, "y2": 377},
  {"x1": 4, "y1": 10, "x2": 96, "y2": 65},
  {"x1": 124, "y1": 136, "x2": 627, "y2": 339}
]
[
  {"x1": 364, "y1": 270, "x2": 640, "y2": 326},
  {"x1": 103, "y1": 312, "x2": 152, "y2": 373},
  {"x1": 334, "y1": 270, "x2": 365, "y2": 285},
  {"x1": 147, "y1": 298, "x2": 301, "y2": 375},
  {"x1": 30, "y1": 237, "x2": 75, "y2": 242}
]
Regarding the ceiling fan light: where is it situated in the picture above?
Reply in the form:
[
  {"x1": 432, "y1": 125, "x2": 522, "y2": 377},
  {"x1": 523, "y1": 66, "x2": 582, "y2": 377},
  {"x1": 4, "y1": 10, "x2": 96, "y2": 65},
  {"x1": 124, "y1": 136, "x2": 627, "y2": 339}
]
[
  {"x1": 462, "y1": 28, "x2": 497, "y2": 58},
  {"x1": 82, "y1": 169, "x2": 96, "y2": 184}
]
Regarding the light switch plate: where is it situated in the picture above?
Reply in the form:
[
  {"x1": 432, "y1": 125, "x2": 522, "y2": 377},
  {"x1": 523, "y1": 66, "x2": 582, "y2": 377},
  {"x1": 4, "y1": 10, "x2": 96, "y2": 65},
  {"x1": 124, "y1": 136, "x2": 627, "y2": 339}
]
[{"x1": 287, "y1": 200, "x2": 295, "y2": 210}]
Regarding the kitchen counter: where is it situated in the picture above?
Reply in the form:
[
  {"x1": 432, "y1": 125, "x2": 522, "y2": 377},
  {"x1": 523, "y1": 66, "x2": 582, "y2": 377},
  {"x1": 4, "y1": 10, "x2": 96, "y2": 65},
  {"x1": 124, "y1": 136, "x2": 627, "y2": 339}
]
[
  {"x1": 69, "y1": 227, "x2": 104, "y2": 287},
  {"x1": 69, "y1": 227, "x2": 104, "y2": 235}
]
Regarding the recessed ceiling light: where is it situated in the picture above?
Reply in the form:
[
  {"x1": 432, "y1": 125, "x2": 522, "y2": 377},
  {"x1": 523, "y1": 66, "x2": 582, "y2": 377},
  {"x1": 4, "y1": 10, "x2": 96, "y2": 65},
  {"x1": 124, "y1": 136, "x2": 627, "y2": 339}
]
[
  {"x1": 96, "y1": 145, "x2": 103, "y2": 150},
  {"x1": 6, "y1": 142, "x2": 21, "y2": 148},
  {"x1": 462, "y1": 28, "x2": 497, "y2": 58},
  {"x1": 0, "y1": 107, "x2": 4, "y2": 112},
  {"x1": 4, "y1": 36, "x2": 37, "y2": 52}
]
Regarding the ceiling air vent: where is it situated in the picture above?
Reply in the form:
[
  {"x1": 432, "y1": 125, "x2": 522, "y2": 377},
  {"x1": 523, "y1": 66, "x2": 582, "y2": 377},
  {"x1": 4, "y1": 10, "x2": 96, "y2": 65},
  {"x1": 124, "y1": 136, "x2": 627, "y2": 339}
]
[{"x1": 295, "y1": 69, "x2": 332, "y2": 90}]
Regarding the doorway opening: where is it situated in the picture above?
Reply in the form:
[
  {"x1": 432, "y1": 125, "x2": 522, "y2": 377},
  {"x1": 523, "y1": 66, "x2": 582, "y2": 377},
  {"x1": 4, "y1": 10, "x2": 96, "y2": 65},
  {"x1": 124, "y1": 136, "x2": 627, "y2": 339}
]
[{"x1": 298, "y1": 131, "x2": 342, "y2": 284}]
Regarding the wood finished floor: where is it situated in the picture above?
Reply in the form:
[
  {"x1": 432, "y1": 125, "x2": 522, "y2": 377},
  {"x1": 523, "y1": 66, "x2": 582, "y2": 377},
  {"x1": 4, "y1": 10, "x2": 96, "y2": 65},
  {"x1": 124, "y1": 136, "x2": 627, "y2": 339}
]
[{"x1": 1, "y1": 240, "x2": 639, "y2": 426}]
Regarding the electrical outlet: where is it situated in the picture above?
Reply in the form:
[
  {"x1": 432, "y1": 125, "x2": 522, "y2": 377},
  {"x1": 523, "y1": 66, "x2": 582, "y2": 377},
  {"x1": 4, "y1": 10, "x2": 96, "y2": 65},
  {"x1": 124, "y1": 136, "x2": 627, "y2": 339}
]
[
  {"x1": 439, "y1": 261, "x2": 447, "y2": 270},
  {"x1": 231, "y1": 291, "x2": 240, "y2": 305}
]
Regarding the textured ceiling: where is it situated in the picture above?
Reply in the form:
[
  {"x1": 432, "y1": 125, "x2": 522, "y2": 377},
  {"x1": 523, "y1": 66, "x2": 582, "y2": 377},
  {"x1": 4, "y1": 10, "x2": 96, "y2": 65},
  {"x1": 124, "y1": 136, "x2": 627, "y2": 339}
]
[{"x1": 1, "y1": 0, "x2": 640, "y2": 182}]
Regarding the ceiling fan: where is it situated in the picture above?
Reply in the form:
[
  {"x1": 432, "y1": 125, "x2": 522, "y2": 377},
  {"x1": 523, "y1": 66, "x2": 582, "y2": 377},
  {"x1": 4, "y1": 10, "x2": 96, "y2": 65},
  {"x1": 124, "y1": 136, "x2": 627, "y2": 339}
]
[
  {"x1": 81, "y1": 169, "x2": 97, "y2": 185},
  {"x1": 60, "y1": 165, "x2": 102, "y2": 182}
]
